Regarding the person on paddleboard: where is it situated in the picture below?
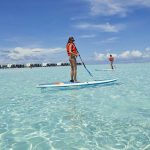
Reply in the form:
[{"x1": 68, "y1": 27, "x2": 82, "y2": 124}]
[
  {"x1": 66, "y1": 37, "x2": 79, "y2": 82},
  {"x1": 108, "y1": 54, "x2": 114, "y2": 69}
]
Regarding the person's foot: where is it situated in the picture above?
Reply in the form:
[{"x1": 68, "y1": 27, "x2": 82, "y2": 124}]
[
  {"x1": 70, "y1": 79, "x2": 74, "y2": 82},
  {"x1": 74, "y1": 80, "x2": 80, "y2": 83}
]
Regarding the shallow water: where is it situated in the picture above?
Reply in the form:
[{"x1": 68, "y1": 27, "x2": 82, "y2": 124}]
[{"x1": 0, "y1": 63, "x2": 150, "y2": 150}]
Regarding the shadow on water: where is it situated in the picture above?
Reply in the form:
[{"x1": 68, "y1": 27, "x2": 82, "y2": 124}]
[{"x1": 136, "y1": 108, "x2": 150, "y2": 118}]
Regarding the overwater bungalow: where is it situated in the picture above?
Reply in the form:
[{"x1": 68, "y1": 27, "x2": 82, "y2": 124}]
[
  {"x1": 47, "y1": 63, "x2": 57, "y2": 67},
  {"x1": 0, "y1": 62, "x2": 81, "y2": 69},
  {"x1": 42, "y1": 63, "x2": 47, "y2": 67}
]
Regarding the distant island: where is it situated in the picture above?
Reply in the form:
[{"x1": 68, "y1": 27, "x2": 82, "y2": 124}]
[{"x1": 0, "y1": 62, "x2": 82, "y2": 69}]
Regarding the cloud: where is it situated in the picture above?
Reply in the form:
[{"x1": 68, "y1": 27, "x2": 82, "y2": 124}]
[
  {"x1": 119, "y1": 50, "x2": 143, "y2": 58},
  {"x1": 94, "y1": 49, "x2": 150, "y2": 61},
  {"x1": 7, "y1": 47, "x2": 65, "y2": 60},
  {"x1": 94, "y1": 52, "x2": 106, "y2": 61},
  {"x1": 118, "y1": 51, "x2": 130, "y2": 58},
  {"x1": 79, "y1": 34, "x2": 96, "y2": 38},
  {"x1": 94, "y1": 52, "x2": 118, "y2": 61},
  {"x1": 143, "y1": 48, "x2": 150, "y2": 58},
  {"x1": 131, "y1": 50, "x2": 143, "y2": 58},
  {"x1": 87, "y1": 0, "x2": 150, "y2": 16},
  {"x1": 75, "y1": 22, "x2": 124, "y2": 32},
  {"x1": 145, "y1": 47, "x2": 150, "y2": 51},
  {"x1": 100, "y1": 37, "x2": 119, "y2": 44}
]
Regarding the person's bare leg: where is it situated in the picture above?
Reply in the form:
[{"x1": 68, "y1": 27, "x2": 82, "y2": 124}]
[
  {"x1": 111, "y1": 62, "x2": 114, "y2": 69},
  {"x1": 72, "y1": 59, "x2": 77, "y2": 82},
  {"x1": 69, "y1": 60, "x2": 74, "y2": 81}
]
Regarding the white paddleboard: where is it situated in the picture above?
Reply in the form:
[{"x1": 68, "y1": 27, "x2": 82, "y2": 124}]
[
  {"x1": 95, "y1": 69, "x2": 115, "y2": 71},
  {"x1": 36, "y1": 79, "x2": 117, "y2": 88}
]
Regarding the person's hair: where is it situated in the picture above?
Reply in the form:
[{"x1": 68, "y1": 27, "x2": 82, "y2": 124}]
[
  {"x1": 110, "y1": 54, "x2": 112, "y2": 57},
  {"x1": 67, "y1": 36, "x2": 75, "y2": 43}
]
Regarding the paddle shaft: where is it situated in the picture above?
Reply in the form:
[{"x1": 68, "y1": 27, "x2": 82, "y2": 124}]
[{"x1": 77, "y1": 50, "x2": 93, "y2": 77}]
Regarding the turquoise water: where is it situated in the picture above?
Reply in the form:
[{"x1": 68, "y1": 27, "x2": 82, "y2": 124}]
[{"x1": 0, "y1": 63, "x2": 150, "y2": 150}]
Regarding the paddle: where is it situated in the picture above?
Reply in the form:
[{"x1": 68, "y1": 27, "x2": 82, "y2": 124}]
[{"x1": 76, "y1": 49, "x2": 93, "y2": 77}]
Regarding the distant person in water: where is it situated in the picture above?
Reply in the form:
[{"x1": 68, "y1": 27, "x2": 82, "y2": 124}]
[
  {"x1": 108, "y1": 54, "x2": 114, "y2": 69},
  {"x1": 66, "y1": 36, "x2": 79, "y2": 82}
]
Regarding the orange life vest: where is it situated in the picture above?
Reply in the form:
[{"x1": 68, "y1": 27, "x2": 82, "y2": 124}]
[
  {"x1": 66, "y1": 43, "x2": 77, "y2": 56},
  {"x1": 109, "y1": 57, "x2": 114, "y2": 62}
]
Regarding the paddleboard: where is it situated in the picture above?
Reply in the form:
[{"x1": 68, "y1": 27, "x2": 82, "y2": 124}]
[
  {"x1": 36, "y1": 79, "x2": 117, "y2": 88},
  {"x1": 95, "y1": 69, "x2": 115, "y2": 71}
]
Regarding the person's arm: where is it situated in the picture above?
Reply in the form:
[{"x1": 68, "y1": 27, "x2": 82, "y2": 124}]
[{"x1": 69, "y1": 44, "x2": 78, "y2": 57}]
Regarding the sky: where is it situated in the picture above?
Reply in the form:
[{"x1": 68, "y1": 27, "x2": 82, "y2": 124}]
[{"x1": 0, "y1": 0, "x2": 150, "y2": 64}]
